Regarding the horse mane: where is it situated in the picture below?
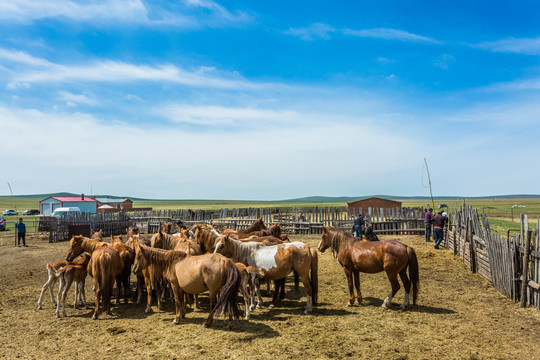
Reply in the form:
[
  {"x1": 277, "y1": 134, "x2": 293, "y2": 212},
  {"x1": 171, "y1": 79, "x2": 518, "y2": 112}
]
[
  {"x1": 139, "y1": 244, "x2": 187, "y2": 269},
  {"x1": 79, "y1": 236, "x2": 109, "y2": 253},
  {"x1": 225, "y1": 237, "x2": 263, "y2": 263},
  {"x1": 325, "y1": 228, "x2": 356, "y2": 258}
]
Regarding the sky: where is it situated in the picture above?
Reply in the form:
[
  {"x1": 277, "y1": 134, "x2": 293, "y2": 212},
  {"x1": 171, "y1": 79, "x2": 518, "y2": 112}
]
[{"x1": 0, "y1": 0, "x2": 539, "y2": 200}]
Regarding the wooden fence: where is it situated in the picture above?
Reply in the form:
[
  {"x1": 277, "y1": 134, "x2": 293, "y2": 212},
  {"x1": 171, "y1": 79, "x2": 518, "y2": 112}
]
[
  {"x1": 129, "y1": 206, "x2": 426, "y2": 235},
  {"x1": 39, "y1": 213, "x2": 131, "y2": 243},
  {"x1": 446, "y1": 205, "x2": 540, "y2": 309}
]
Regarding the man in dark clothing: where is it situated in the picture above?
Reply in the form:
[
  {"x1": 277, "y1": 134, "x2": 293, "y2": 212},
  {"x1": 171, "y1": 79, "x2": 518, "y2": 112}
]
[
  {"x1": 15, "y1": 218, "x2": 27, "y2": 247},
  {"x1": 425, "y1": 208, "x2": 433, "y2": 242},
  {"x1": 432, "y1": 211, "x2": 448, "y2": 249},
  {"x1": 352, "y1": 214, "x2": 364, "y2": 238}
]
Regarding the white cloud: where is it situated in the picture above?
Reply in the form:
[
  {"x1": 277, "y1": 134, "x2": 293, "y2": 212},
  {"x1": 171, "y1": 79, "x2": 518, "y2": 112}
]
[
  {"x1": 58, "y1": 91, "x2": 98, "y2": 106},
  {"x1": 0, "y1": 49, "x2": 271, "y2": 90},
  {"x1": 475, "y1": 36, "x2": 540, "y2": 55},
  {"x1": 342, "y1": 28, "x2": 440, "y2": 44},
  {"x1": 285, "y1": 23, "x2": 336, "y2": 41},
  {"x1": 0, "y1": 0, "x2": 249, "y2": 27},
  {"x1": 158, "y1": 104, "x2": 298, "y2": 125},
  {"x1": 433, "y1": 54, "x2": 455, "y2": 70}
]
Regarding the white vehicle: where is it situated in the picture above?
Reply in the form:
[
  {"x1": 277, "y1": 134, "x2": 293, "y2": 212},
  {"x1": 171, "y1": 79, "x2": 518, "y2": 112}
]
[{"x1": 51, "y1": 207, "x2": 82, "y2": 218}]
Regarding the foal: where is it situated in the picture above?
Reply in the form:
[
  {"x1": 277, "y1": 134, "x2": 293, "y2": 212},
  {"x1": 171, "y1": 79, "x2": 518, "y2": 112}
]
[
  {"x1": 56, "y1": 254, "x2": 92, "y2": 317},
  {"x1": 37, "y1": 255, "x2": 88, "y2": 310}
]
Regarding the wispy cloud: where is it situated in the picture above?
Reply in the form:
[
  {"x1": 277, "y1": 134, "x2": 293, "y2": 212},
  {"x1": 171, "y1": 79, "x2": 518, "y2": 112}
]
[
  {"x1": 285, "y1": 23, "x2": 336, "y2": 41},
  {"x1": 58, "y1": 91, "x2": 98, "y2": 106},
  {"x1": 157, "y1": 104, "x2": 298, "y2": 125},
  {"x1": 475, "y1": 36, "x2": 540, "y2": 55},
  {"x1": 0, "y1": 0, "x2": 250, "y2": 27},
  {"x1": 342, "y1": 28, "x2": 440, "y2": 44},
  {"x1": 0, "y1": 49, "x2": 272, "y2": 90}
]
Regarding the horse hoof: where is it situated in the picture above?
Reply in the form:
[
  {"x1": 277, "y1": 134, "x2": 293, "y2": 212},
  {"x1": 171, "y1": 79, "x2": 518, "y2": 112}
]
[
  {"x1": 55, "y1": 314, "x2": 60, "y2": 318},
  {"x1": 304, "y1": 309, "x2": 310, "y2": 315},
  {"x1": 37, "y1": 306, "x2": 42, "y2": 310},
  {"x1": 268, "y1": 304, "x2": 274, "y2": 310},
  {"x1": 92, "y1": 315, "x2": 97, "y2": 320},
  {"x1": 381, "y1": 304, "x2": 389, "y2": 310},
  {"x1": 345, "y1": 303, "x2": 352, "y2": 307},
  {"x1": 256, "y1": 305, "x2": 261, "y2": 309},
  {"x1": 145, "y1": 308, "x2": 152, "y2": 314},
  {"x1": 172, "y1": 320, "x2": 178, "y2": 325},
  {"x1": 400, "y1": 304, "x2": 407, "y2": 310}
]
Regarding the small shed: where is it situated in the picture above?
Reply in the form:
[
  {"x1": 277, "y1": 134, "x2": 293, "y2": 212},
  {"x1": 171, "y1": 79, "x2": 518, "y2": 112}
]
[
  {"x1": 40, "y1": 194, "x2": 97, "y2": 215},
  {"x1": 347, "y1": 197, "x2": 402, "y2": 215},
  {"x1": 94, "y1": 197, "x2": 133, "y2": 211}
]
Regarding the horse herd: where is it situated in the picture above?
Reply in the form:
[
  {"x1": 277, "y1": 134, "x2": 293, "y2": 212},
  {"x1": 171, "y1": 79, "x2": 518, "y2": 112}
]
[{"x1": 36, "y1": 218, "x2": 420, "y2": 328}]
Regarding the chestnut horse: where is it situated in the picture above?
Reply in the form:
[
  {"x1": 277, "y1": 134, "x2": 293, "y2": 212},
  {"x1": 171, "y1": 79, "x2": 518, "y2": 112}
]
[
  {"x1": 318, "y1": 227, "x2": 419, "y2": 309},
  {"x1": 66, "y1": 236, "x2": 124, "y2": 319},
  {"x1": 213, "y1": 235, "x2": 318, "y2": 314},
  {"x1": 131, "y1": 236, "x2": 241, "y2": 328}
]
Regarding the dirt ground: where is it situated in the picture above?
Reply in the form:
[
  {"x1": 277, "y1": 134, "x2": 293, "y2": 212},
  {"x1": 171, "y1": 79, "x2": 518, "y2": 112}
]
[{"x1": 0, "y1": 233, "x2": 539, "y2": 360}]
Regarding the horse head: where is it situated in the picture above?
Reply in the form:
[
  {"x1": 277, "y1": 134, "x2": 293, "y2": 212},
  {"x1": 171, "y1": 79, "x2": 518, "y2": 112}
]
[
  {"x1": 66, "y1": 235, "x2": 85, "y2": 262},
  {"x1": 131, "y1": 235, "x2": 147, "y2": 275},
  {"x1": 213, "y1": 234, "x2": 232, "y2": 257},
  {"x1": 91, "y1": 229, "x2": 104, "y2": 240},
  {"x1": 318, "y1": 227, "x2": 331, "y2": 253},
  {"x1": 111, "y1": 234, "x2": 124, "y2": 244}
]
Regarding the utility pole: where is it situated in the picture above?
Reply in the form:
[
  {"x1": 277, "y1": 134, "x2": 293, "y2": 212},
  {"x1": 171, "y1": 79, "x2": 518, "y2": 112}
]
[{"x1": 424, "y1": 158, "x2": 435, "y2": 210}]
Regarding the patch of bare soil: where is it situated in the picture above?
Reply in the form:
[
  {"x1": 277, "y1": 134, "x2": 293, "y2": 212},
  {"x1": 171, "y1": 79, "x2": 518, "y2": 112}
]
[{"x1": 0, "y1": 234, "x2": 538, "y2": 360}]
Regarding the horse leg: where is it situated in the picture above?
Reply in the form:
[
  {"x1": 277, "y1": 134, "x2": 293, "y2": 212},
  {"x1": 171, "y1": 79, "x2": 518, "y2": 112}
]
[
  {"x1": 297, "y1": 272, "x2": 313, "y2": 315},
  {"x1": 60, "y1": 279, "x2": 73, "y2": 317},
  {"x1": 293, "y1": 270, "x2": 299, "y2": 293},
  {"x1": 382, "y1": 271, "x2": 401, "y2": 310},
  {"x1": 38, "y1": 273, "x2": 56, "y2": 309},
  {"x1": 344, "y1": 268, "x2": 355, "y2": 307},
  {"x1": 115, "y1": 275, "x2": 123, "y2": 304},
  {"x1": 170, "y1": 282, "x2": 183, "y2": 324},
  {"x1": 81, "y1": 279, "x2": 88, "y2": 308},
  {"x1": 353, "y1": 271, "x2": 362, "y2": 305},
  {"x1": 279, "y1": 277, "x2": 286, "y2": 300},
  {"x1": 55, "y1": 275, "x2": 66, "y2": 318},
  {"x1": 203, "y1": 290, "x2": 218, "y2": 328},
  {"x1": 254, "y1": 279, "x2": 264, "y2": 309},
  {"x1": 135, "y1": 275, "x2": 144, "y2": 304},
  {"x1": 399, "y1": 268, "x2": 411, "y2": 309},
  {"x1": 93, "y1": 278, "x2": 101, "y2": 319},
  {"x1": 269, "y1": 279, "x2": 283, "y2": 309},
  {"x1": 123, "y1": 274, "x2": 130, "y2": 303},
  {"x1": 240, "y1": 279, "x2": 251, "y2": 320},
  {"x1": 73, "y1": 282, "x2": 79, "y2": 308}
]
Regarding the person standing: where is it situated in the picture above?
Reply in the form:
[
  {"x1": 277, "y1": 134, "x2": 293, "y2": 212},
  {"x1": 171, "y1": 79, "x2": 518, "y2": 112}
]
[
  {"x1": 352, "y1": 214, "x2": 364, "y2": 238},
  {"x1": 15, "y1": 218, "x2": 27, "y2": 247},
  {"x1": 432, "y1": 211, "x2": 448, "y2": 249},
  {"x1": 425, "y1": 208, "x2": 433, "y2": 242}
]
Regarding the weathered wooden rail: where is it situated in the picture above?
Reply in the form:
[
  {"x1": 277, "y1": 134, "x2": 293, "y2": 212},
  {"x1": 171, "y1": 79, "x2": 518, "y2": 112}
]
[{"x1": 446, "y1": 205, "x2": 539, "y2": 309}]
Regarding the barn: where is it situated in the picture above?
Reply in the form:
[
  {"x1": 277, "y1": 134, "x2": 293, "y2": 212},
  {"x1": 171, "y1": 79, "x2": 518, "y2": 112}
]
[
  {"x1": 347, "y1": 197, "x2": 402, "y2": 215},
  {"x1": 39, "y1": 194, "x2": 97, "y2": 215}
]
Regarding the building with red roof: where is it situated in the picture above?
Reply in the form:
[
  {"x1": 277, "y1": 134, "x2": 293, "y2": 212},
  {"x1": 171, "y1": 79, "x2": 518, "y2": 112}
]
[{"x1": 39, "y1": 194, "x2": 97, "y2": 215}]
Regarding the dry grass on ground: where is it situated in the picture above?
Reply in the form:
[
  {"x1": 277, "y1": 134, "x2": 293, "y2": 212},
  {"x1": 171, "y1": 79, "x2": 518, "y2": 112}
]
[{"x1": 0, "y1": 234, "x2": 539, "y2": 360}]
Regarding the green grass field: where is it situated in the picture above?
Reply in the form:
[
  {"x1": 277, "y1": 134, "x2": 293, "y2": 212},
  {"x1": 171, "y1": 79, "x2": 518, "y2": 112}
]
[{"x1": 1, "y1": 195, "x2": 538, "y2": 234}]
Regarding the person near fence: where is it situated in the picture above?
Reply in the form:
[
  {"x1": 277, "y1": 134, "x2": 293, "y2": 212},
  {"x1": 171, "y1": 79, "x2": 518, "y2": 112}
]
[
  {"x1": 432, "y1": 211, "x2": 448, "y2": 249},
  {"x1": 15, "y1": 218, "x2": 27, "y2": 247},
  {"x1": 425, "y1": 208, "x2": 433, "y2": 242},
  {"x1": 352, "y1": 214, "x2": 364, "y2": 238}
]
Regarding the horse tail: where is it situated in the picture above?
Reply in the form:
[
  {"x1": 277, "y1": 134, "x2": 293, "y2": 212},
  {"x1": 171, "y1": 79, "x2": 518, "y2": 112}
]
[
  {"x1": 309, "y1": 247, "x2": 319, "y2": 306},
  {"x1": 407, "y1": 247, "x2": 420, "y2": 305},
  {"x1": 210, "y1": 260, "x2": 241, "y2": 322}
]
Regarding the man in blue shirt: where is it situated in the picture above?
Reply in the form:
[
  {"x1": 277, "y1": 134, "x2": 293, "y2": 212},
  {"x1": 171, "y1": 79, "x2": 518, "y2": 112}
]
[
  {"x1": 15, "y1": 218, "x2": 27, "y2": 247},
  {"x1": 352, "y1": 214, "x2": 364, "y2": 238}
]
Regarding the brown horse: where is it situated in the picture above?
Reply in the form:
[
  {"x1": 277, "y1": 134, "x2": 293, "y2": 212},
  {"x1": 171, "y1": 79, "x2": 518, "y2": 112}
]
[
  {"x1": 66, "y1": 236, "x2": 124, "y2": 319},
  {"x1": 237, "y1": 218, "x2": 267, "y2": 234},
  {"x1": 318, "y1": 227, "x2": 419, "y2": 309},
  {"x1": 91, "y1": 229, "x2": 104, "y2": 241},
  {"x1": 111, "y1": 235, "x2": 134, "y2": 303},
  {"x1": 131, "y1": 236, "x2": 241, "y2": 328},
  {"x1": 194, "y1": 225, "x2": 221, "y2": 253},
  {"x1": 213, "y1": 235, "x2": 318, "y2": 314}
]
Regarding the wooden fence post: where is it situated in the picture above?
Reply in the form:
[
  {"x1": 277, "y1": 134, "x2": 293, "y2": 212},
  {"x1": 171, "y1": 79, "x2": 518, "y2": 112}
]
[{"x1": 520, "y1": 215, "x2": 530, "y2": 308}]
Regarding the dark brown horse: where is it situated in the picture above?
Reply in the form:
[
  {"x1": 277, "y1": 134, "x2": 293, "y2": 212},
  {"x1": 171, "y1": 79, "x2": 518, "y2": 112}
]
[
  {"x1": 66, "y1": 236, "x2": 124, "y2": 319},
  {"x1": 318, "y1": 227, "x2": 419, "y2": 309},
  {"x1": 237, "y1": 218, "x2": 267, "y2": 234},
  {"x1": 132, "y1": 236, "x2": 241, "y2": 328},
  {"x1": 194, "y1": 225, "x2": 221, "y2": 253},
  {"x1": 111, "y1": 235, "x2": 134, "y2": 303}
]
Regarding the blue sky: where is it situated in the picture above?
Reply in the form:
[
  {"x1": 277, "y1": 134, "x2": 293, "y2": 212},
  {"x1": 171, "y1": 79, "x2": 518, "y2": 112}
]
[{"x1": 0, "y1": 0, "x2": 539, "y2": 200}]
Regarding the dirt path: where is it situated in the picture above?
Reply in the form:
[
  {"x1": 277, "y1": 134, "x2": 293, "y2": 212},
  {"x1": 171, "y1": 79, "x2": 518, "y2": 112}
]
[{"x1": 0, "y1": 234, "x2": 538, "y2": 359}]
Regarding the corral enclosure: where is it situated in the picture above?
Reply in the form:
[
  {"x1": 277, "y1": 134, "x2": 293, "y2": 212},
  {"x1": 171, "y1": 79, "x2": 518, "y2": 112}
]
[{"x1": 1, "y1": 233, "x2": 539, "y2": 359}]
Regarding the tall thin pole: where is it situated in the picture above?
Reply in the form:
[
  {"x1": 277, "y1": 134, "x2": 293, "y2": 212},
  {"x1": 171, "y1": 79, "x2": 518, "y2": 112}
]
[
  {"x1": 7, "y1": 183, "x2": 16, "y2": 246},
  {"x1": 424, "y1": 158, "x2": 435, "y2": 210}
]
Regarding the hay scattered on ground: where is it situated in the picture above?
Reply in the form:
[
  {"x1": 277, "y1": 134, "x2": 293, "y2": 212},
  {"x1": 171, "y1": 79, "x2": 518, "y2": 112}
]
[{"x1": 0, "y1": 234, "x2": 538, "y2": 360}]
